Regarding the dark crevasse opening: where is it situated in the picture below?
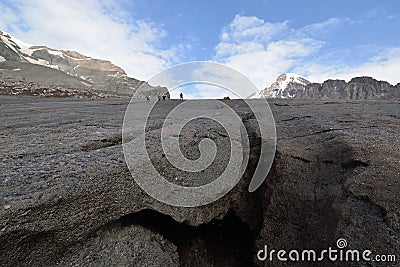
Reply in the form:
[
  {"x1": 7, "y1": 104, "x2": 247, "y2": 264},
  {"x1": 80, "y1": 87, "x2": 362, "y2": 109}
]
[{"x1": 119, "y1": 209, "x2": 257, "y2": 267}]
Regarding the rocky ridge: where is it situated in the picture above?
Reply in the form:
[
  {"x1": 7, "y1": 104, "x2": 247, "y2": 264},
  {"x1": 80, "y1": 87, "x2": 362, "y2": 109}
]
[
  {"x1": 297, "y1": 76, "x2": 399, "y2": 100},
  {"x1": 250, "y1": 73, "x2": 399, "y2": 100}
]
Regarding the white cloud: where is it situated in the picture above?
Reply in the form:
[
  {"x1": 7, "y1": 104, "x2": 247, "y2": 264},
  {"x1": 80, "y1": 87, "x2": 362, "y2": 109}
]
[
  {"x1": 299, "y1": 17, "x2": 345, "y2": 37},
  {"x1": 215, "y1": 15, "x2": 289, "y2": 59},
  {"x1": 221, "y1": 15, "x2": 289, "y2": 44},
  {"x1": 0, "y1": 0, "x2": 184, "y2": 81},
  {"x1": 0, "y1": 3, "x2": 21, "y2": 31},
  {"x1": 214, "y1": 15, "x2": 325, "y2": 90}
]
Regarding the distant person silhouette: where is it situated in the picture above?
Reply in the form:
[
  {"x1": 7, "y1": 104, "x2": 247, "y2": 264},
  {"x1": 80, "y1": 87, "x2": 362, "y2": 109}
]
[
  {"x1": 180, "y1": 92, "x2": 183, "y2": 101},
  {"x1": 146, "y1": 96, "x2": 150, "y2": 102},
  {"x1": 162, "y1": 95, "x2": 166, "y2": 100}
]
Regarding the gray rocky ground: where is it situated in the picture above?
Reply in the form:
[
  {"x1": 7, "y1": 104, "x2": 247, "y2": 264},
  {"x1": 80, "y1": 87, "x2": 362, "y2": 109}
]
[{"x1": 0, "y1": 96, "x2": 399, "y2": 266}]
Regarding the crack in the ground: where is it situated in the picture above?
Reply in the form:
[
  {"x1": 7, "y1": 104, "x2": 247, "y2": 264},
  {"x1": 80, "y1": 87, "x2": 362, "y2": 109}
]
[
  {"x1": 118, "y1": 209, "x2": 257, "y2": 267},
  {"x1": 281, "y1": 115, "x2": 312, "y2": 121}
]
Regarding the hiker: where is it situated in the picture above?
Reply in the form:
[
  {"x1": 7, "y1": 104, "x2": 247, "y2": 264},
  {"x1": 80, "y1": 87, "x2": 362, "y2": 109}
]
[
  {"x1": 162, "y1": 95, "x2": 166, "y2": 100},
  {"x1": 180, "y1": 92, "x2": 183, "y2": 101},
  {"x1": 146, "y1": 96, "x2": 150, "y2": 102}
]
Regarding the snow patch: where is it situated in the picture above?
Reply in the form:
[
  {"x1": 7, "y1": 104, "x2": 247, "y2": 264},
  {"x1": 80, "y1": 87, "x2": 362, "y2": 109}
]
[
  {"x1": 47, "y1": 50, "x2": 64, "y2": 57},
  {"x1": 25, "y1": 56, "x2": 54, "y2": 68},
  {"x1": 63, "y1": 53, "x2": 90, "y2": 61},
  {"x1": 80, "y1": 81, "x2": 91, "y2": 87},
  {"x1": 107, "y1": 73, "x2": 120, "y2": 78},
  {"x1": 1, "y1": 31, "x2": 35, "y2": 56}
]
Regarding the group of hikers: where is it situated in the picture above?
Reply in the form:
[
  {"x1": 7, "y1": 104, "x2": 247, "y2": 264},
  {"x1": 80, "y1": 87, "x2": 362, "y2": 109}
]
[{"x1": 146, "y1": 92, "x2": 183, "y2": 102}]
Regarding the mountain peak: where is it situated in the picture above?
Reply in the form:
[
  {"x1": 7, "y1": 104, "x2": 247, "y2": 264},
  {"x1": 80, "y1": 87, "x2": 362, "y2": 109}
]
[
  {"x1": 250, "y1": 73, "x2": 310, "y2": 99},
  {"x1": 275, "y1": 73, "x2": 310, "y2": 85}
]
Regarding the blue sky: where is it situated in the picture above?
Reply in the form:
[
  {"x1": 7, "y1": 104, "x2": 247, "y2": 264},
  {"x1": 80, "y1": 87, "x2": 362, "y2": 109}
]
[{"x1": 0, "y1": 0, "x2": 399, "y2": 97}]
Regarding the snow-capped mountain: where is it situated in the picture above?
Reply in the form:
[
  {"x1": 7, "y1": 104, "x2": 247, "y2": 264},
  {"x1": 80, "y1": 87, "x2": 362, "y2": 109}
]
[
  {"x1": 249, "y1": 73, "x2": 311, "y2": 99},
  {"x1": 248, "y1": 73, "x2": 399, "y2": 100},
  {"x1": 0, "y1": 31, "x2": 124, "y2": 82},
  {"x1": 0, "y1": 30, "x2": 167, "y2": 96}
]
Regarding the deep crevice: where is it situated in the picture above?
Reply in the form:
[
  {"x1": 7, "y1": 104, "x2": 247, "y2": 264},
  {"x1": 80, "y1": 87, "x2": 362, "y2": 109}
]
[{"x1": 119, "y1": 209, "x2": 257, "y2": 267}]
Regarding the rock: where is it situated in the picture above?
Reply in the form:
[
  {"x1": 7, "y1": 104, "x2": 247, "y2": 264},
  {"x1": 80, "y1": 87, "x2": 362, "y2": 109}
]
[
  {"x1": 0, "y1": 74, "x2": 120, "y2": 98},
  {"x1": 58, "y1": 224, "x2": 179, "y2": 267},
  {"x1": 254, "y1": 99, "x2": 400, "y2": 266},
  {"x1": 343, "y1": 77, "x2": 394, "y2": 100},
  {"x1": 296, "y1": 79, "x2": 347, "y2": 99},
  {"x1": 0, "y1": 96, "x2": 398, "y2": 266},
  {"x1": 296, "y1": 76, "x2": 399, "y2": 100}
]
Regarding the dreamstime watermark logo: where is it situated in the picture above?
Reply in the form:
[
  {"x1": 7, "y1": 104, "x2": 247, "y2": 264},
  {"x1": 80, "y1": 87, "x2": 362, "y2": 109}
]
[
  {"x1": 257, "y1": 238, "x2": 397, "y2": 263},
  {"x1": 122, "y1": 62, "x2": 276, "y2": 207}
]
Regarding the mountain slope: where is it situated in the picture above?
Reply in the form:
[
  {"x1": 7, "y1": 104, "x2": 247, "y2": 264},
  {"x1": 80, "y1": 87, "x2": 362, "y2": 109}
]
[
  {"x1": 0, "y1": 61, "x2": 92, "y2": 88},
  {"x1": 0, "y1": 30, "x2": 166, "y2": 97}
]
